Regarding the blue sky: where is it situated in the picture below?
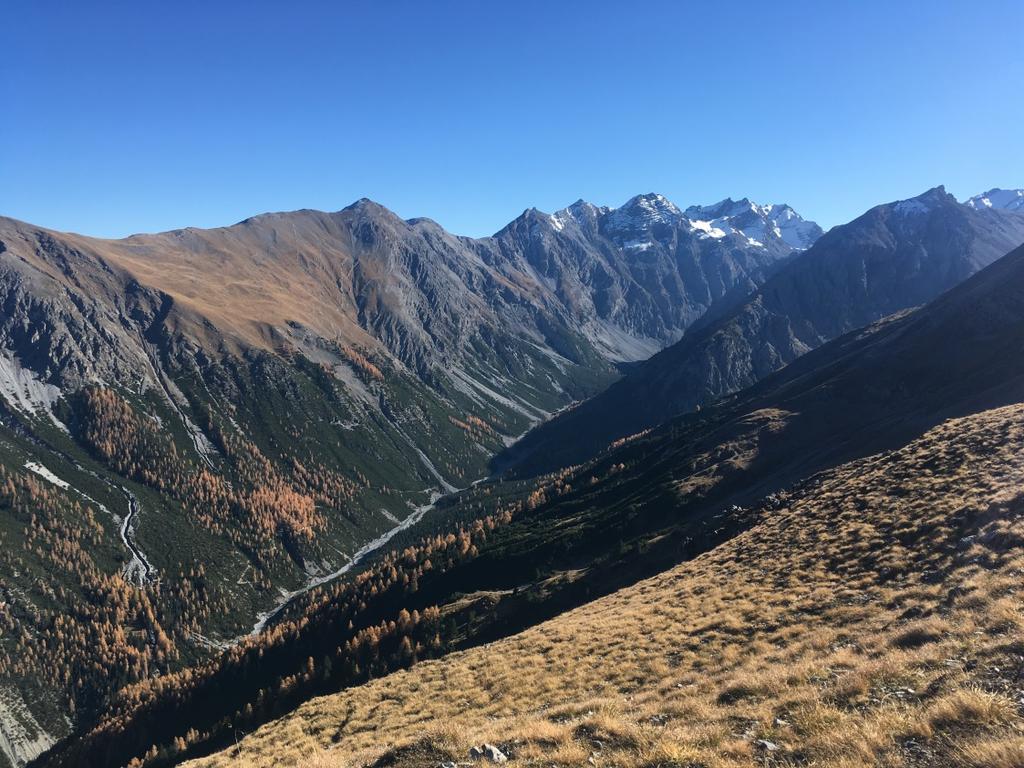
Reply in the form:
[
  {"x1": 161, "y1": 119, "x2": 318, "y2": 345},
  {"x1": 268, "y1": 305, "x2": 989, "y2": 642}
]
[{"x1": 3, "y1": 1, "x2": 1022, "y2": 238}]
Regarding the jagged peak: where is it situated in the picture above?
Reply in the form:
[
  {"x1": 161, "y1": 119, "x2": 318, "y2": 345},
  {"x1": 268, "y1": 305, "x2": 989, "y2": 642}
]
[
  {"x1": 917, "y1": 184, "x2": 951, "y2": 201},
  {"x1": 564, "y1": 198, "x2": 606, "y2": 217},
  {"x1": 617, "y1": 192, "x2": 682, "y2": 216},
  {"x1": 605, "y1": 193, "x2": 683, "y2": 234},
  {"x1": 682, "y1": 197, "x2": 821, "y2": 251},
  {"x1": 891, "y1": 186, "x2": 957, "y2": 217},
  {"x1": 547, "y1": 199, "x2": 607, "y2": 231}
]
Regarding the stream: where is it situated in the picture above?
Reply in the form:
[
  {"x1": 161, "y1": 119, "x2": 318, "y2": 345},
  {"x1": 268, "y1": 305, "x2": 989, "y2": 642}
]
[{"x1": 247, "y1": 487, "x2": 448, "y2": 636}]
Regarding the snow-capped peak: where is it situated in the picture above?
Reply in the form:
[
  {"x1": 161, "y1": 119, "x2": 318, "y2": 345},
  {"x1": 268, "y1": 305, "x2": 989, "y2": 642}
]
[
  {"x1": 892, "y1": 186, "x2": 955, "y2": 218},
  {"x1": 624, "y1": 192, "x2": 682, "y2": 213},
  {"x1": 607, "y1": 193, "x2": 683, "y2": 229},
  {"x1": 965, "y1": 188, "x2": 1024, "y2": 213},
  {"x1": 765, "y1": 204, "x2": 823, "y2": 250},
  {"x1": 684, "y1": 197, "x2": 821, "y2": 251},
  {"x1": 685, "y1": 197, "x2": 762, "y2": 222},
  {"x1": 549, "y1": 199, "x2": 607, "y2": 231},
  {"x1": 543, "y1": 192, "x2": 821, "y2": 252}
]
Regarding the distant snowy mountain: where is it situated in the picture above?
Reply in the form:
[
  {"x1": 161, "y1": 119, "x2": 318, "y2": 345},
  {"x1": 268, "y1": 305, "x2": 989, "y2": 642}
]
[
  {"x1": 545, "y1": 193, "x2": 822, "y2": 256},
  {"x1": 497, "y1": 192, "x2": 818, "y2": 361},
  {"x1": 684, "y1": 197, "x2": 823, "y2": 250},
  {"x1": 603, "y1": 192, "x2": 684, "y2": 236},
  {"x1": 500, "y1": 185, "x2": 1024, "y2": 476},
  {"x1": 966, "y1": 188, "x2": 1024, "y2": 212}
]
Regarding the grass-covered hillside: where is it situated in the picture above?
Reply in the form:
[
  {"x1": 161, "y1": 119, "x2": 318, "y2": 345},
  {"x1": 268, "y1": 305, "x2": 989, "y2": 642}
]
[{"x1": 190, "y1": 401, "x2": 1024, "y2": 768}]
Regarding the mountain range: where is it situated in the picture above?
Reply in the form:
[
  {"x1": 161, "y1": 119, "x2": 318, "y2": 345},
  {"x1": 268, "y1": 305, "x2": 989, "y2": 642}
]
[
  {"x1": 499, "y1": 186, "x2": 1024, "y2": 475},
  {"x1": 33, "y1": 217, "x2": 1024, "y2": 768},
  {"x1": 1, "y1": 185, "x2": 1023, "y2": 768},
  {"x1": 0, "y1": 189, "x2": 817, "y2": 766}
]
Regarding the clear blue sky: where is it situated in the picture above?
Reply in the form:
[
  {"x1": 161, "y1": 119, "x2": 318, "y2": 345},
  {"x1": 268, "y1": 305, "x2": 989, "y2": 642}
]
[{"x1": 3, "y1": 1, "x2": 1022, "y2": 238}]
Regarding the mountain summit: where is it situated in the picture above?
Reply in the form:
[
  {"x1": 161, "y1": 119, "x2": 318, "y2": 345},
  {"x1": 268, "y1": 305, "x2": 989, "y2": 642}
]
[{"x1": 684, "y1": 197, "x2": 823, "y2": 250}]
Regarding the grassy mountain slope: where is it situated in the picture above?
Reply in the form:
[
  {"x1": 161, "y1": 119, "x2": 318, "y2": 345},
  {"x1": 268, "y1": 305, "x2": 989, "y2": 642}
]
[{"x1": 188, "y1": 400, "x2": 1024, "y2": 768}]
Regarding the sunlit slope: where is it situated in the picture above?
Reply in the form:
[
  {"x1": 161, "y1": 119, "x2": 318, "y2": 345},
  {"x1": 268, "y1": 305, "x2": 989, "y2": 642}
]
[{"x1": 190, "y1": 401, "x2": 1024, "y2": 768}]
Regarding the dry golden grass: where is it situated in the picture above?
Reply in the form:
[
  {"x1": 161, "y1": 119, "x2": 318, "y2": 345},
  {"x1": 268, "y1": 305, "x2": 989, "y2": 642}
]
[
  {"x1": 6, "y1": 210, "x2": 551, "y2": 357},
  {"x1": 187, "y1": 404, "x2": 1024, "y2": 768}
]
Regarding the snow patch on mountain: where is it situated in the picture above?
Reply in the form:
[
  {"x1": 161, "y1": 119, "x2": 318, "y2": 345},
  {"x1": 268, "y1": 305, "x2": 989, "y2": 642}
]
[
  {"x1": 888, "y1": 187, "x2": 965, "y2": 219},
  {"x1": 548, "y1": 200, "x2": 607, "y2": 233},
  {"x1": 767, "y1": 204, "x2": 824, "y2": 250},
  {"x1": 623, "y1": 239, "x2": 654, "y2": 251},
  {"x1": 689, "y1": 219, "x2": 727, "y2": 239},
  {"x1": 966, "y1": 188, "x2": 1024, "y2": 212},
  {"x1": 684, "y1": 198, "x2": 821, "y2": 251},
  {"x1": 24, "y1": 462, "x2": 70, "y2": 490},
  {"x1": 537, "y1": 193, "x2": 820, "y2": 256}
]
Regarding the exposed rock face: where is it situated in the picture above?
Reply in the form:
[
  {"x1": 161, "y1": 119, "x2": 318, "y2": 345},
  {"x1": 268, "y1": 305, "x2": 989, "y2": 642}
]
[
  {"x1": 684, "y1": 197, "x2": 823, "y2": 251},
  {"x1": 966, "y1": 187, "x2": 1024, "y2": 213},
  {"x1": 486, "y1": 193, "x2": 808, "y2": 361},
  {"x1": 500, "y1": 187, "x2": 1024, "y2": 475},
  {"x1": 0, "y1": 687, "x2": 57, "y2": 768},
  {"x1": 0, "y1": 191, "x2": 809, "y2": 405}
]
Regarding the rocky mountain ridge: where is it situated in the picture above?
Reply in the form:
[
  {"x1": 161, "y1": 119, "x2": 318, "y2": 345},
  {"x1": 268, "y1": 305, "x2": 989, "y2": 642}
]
[
  {"x1": 966, "y1": 187, "x2": 1024, "y2": 212},
  {"x1": 500, "y1": 186, "x2": 1024, "y2": 475}
]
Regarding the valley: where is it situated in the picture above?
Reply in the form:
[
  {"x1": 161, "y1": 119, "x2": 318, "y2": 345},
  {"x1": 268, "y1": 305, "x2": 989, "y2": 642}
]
[
  {"x1": 1, "y1": 187, "x2": 1022, "y2": 768},
  {"x1": 0, "y1": 189, "x2": 818, "y2": 764}
]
